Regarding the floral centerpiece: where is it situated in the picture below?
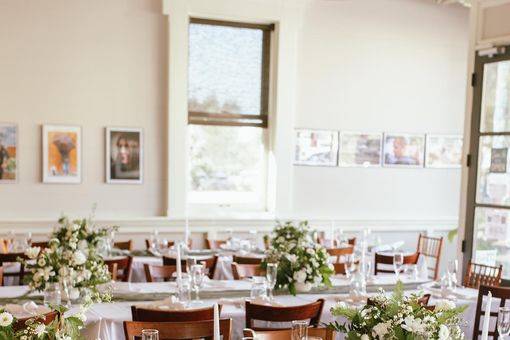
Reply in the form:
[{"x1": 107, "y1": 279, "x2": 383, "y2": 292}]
[
  {"x1": 263, "y1": 221, "x2": 334, "y2": 295},
  {"x1": 22, "y1": 216, "x2": 114, "y2": 303},
  {"x1": 328, "y1": 281, "x2": 466, "y2": 340},
  {"x1": 0, "y1": 305, "x2": 85, "y2": 340}
]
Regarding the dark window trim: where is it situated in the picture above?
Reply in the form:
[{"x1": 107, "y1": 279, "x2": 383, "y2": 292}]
[
  {"x1": 188, "y1": 18, "x2": 273, "y2": 128},
  {"x1": 464, "y1": 45, "x2": 510, "y2": 286}
]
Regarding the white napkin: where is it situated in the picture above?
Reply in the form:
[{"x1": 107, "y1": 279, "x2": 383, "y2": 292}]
[
  {"x1": 249, "y1": 296, "x2": 283, "y2": 307},
  {"x1": 218, "y1": 298, "x2": 245, "y2": 308},
  {"x1": 138, "y1": 296, "x2": 187, "y2": 311},
  {"x1": 3, "y1": 302, "x2": 50, "y2": 318}
]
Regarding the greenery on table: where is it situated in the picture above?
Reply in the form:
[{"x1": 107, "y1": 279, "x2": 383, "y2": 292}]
[
  {"x1": 328, "y1": 281, "x2": 466, "y2": 340},
  {"x1": 263, "y1": 220, "x2": 333, "y2": 295},
  {"x1": 0, "y1": 305, "x2": 85, "y2": 340},
  {"x1": 20, "y1": 215, "x2": 114, "y2": 304}
]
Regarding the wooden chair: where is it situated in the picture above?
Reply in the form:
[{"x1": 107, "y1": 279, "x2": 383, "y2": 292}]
[
  {"x1": 13, "y1": 310, "x2": 59, "y2": 332},
  {"x1": 105, "y1": 256, "x2": 133, "y2": 282},
  {"x1": 131, "y1": 305, "x2": 217, "y2": 322},
  {"x1": 0, "y1": 253, "x2": 27, "y2": 285},
  {"x1": 162, "y1": 255, "x2": 218, "y2": 280},
  {"x1": 472, "y1": 285, "x2": 510, "y2": 339},
  {"x1": 31, "y1": 241, "x2": 49, "y2": 249},
  {"x1": 232, "y1": 263, "x2": 263, "y2": 280},
  {"x1": 145, "y1": 239, "x2": 175, "y2": 250},
  {"x1": 464, "y1": 260, "x2": 503, "y2": 289},
  {"x1": 0, "y1": 267, "x2": 4, "y2": 286},
  {"x1": 232, "y1": 255, "x2": 263, "y2": 265},
  {"x1": 245, "y1": 299, "x2": 325, "y2": 331},
  {"x1": 318, "y1": 237, "x2": 356, "y2": 247},
  {"x1": 243, "y1": 327, "x2": 336, "y2": 340},
  {"x1": 114, "y1": 240, "x2": 133, "y2": 251},
  {"x1": 144, "y1": 264, "x2": 176, "y2": 282},
  {"x1": 374, "y1": 252, "x2": 420, "y2": 275},
  {"x1": 124, "y1": 319, "x2": 232, "y2": 340},
  {"x1": 326, "y1": 247, "x2": 354, "y2": 263},
  {"x1": 206, "y1": 239, "x2": 226, "y2": 250},
  {"x1": 416, "y1": 234, "x2": 443, "y2": 280}
]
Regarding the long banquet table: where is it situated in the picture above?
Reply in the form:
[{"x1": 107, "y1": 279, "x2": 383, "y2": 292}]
[{"x1": 0, "y1": 275, "x2": 479, "y2": 340}]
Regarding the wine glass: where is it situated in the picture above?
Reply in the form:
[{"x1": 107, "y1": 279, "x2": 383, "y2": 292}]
[
  {"x1": 142, "y1": 329, "x2": 159, "y2": 340},
  {"x1": 266, "y1": 263, "x2": 278, "y2": 300},
  {"x1": 498, "y1": 307, "x2": 510, "y2": 339},
  {"x1": 448, "y1": 259, "x2": 459, "y2": 290},
  {"x1": 344, "y1": 254, "x2": 355, "y2": 279},
  {"x1": 393, "y1": 253, "x2": 404, "y2": 280},
  {"x1": 157, "y1": 238, "x2": 169, "y2": 255},
  {"x1": 190, "y1": 264, "x2": 205, "y2": 303},
  {"x1": 291, "y1": 320, "x2": 308, "y2": 340}
]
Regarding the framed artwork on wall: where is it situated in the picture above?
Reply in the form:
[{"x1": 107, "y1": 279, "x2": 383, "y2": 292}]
[
  {"x1": 425, "y1": 134, "x2": 463, "y2": 168},
  {"x1": 294, "y1": 129, "x2": 339, "y2": 166},
  {"x1": 383, "y1": 133, "x2": 425, "y2": 168},
  {"x1": 0, "y1": 123, "x2": 17, "y2": 183},
  {"x1": 339, "y1": 132, "x2": 382, "y2": 167},
  {"x1": 42, "y1": 125, "x2": 81, "y2": 183},
  {"x1": 106, "y1": 127, "x2": 143, "y2": 184}
]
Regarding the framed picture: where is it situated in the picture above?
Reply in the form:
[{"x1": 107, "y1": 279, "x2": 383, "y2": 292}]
[
  {"x1": 383, "y1": 133, "x2": 425, "y2": 167},
  {"x1": 490, "y1": 147, "x2": 508, "y2": 173},
  {"x1": 0, "y1": 123, "x2": 17, "y2": 183},
  {"x1": 294, "y1": 129, "x2": 339, "y2": 166},
  {"x1": 425, "y1": 134, "x2": 463, "y2": 168},
  {"x1": 339, "y1": 132, "x2": 382, "y2": 167},
  {"x1": 42, "y1": 125, "x2": 81, "y2": 183},
  {"x1": 106, "y1": 127, "x2": 143, "y2": 184}
]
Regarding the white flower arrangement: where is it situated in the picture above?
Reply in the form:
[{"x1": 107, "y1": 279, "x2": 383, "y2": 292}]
[
  {"x1": 263, "y1": 221, "x2": 333, "y2": 295},
  {"x1": 328, "y1": 281, "x2": 466, "y2": 340},
  {"x1": 21, "y1": 216, "x2": 114, "y2": 303}
]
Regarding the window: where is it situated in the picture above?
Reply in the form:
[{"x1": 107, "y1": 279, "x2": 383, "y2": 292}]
[{"x1": 187, "y1": 18, "x2": 273, "y2": 210}]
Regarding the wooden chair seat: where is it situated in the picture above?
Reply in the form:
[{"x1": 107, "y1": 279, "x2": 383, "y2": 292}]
[
  {"x1": 374, "y1": 252, "x2": 419, "y2": 275},
  {"x1": 232, "y1": 263, "x2": 263, "y2": 280},
  {"x1": 464, "y1": 260, "x2": 503, "y2": 289},
  {"x1": 0, "y1": 253, "x2": 27, "y2": 286},
  {"x1": 131, "y1": 305, "x2": 218, "y2": 322},
  {"x1": 232, "y1": 255, "x2": 263, "y2": 265},
  {"x1": 245, "y1": 299, "x2": 325, "y2": 331},
  {"x1": 124, "y1": 319, "x2": 232, "y2": 340},
  {"x1": 473, "y1": 285, "x2": 510, "y2": 339},
  {"x1": 417, "y1": 234, "x2": 443, "y2": 280},
  {"x1": 243, "y1": 327, "x2": 336, "y2": 340},
  {"x1": 105, "y1": 256, "x2": 133, "y2": 282},
  {"x1": 144, "y1": 264, "x2": 177, "y2": 282},
  {"x1": 114, "y1": 240, "x2": 133, "y2": 251}
]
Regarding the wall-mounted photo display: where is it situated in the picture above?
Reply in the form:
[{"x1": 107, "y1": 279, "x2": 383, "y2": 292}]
[
  {"x1": 490, "y1": 147, "x2": 508, "y2": 173},
  {"x1": 383, "y1": 133, "x2": 425, "y2": 167},
  {"x1": 339, "y1": 132, "x2": 382, "y2": 167},
  {"x1": 0, "y1": 123, "x2": 17, "y2": 183},
  {"x1": 425, "y1": 134, "x2": 463, "y2": 168},
  {"x1": 106, "y1": 127, "x2": 143, "y2": 183},
  {"x1": 294, "y1": 129, "x2": 339, "y2": 166},
  {"x1": 42, "y1": 125, "x2": 81, "y2": 183}
]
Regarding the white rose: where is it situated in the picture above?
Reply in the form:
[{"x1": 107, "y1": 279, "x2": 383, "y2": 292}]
[
  {"x1": 33, "y1": 323, "x2": 46, "y2": 336},
  {"x1": 306, "y1": 248, "x2": 315, "y2": 255},
  {"x1": 438, "y1": 324, "x2": 450, "y2": 340},
  {"x1": 286, "y1": 254, "x2": 298, "y2": 264},
  {"x1": 293, "y1": 269, "x2": 307, "y2": 283},
  {"x1": 72, "y1": 251, "x2": 87, "y2": 265},
  {"x1": 435, "y1": 299, "x2": 456, "y2": 312},
  {"x1": 0, "y1": 312, "x2": 13, "y2": 327},
  {"x1": 25, "y1": 246, "x2": 41, "y2": 259},
  {"x1": 78, "y1": 240, "x2": 88, "y2": 251}
]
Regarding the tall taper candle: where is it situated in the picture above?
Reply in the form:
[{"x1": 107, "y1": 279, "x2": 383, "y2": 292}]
[
  {"x1": 176, "y1": 243, "x2": 182, "y2": 291},
  {"x1": 213, "y1": 303, "x2": 220, "y2": 340},
  {"x1": 481, "y1": 291, "x2": 493, "y2": 340}
]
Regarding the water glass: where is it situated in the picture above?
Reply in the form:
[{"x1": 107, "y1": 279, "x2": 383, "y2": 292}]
[
  {"x1": 498, "y1": 307, "x2": 510, "y2": 338},
  {"x1": 447, "y1": 259, "x2": 459, "y2": 290},
  {"x1": 291, "y1": 320, "x2": 308, "y2": 340},
  {"x1": 43, "y1": 283, "x2": 61, "y2": 306},
  {"x1": 344, "y1": 254, "x2": 355, "y2": 278},
  {"x1": 393, "y1": 253, "x2": 404, "y2": 279},
  {"x1": 250, "y1": 277, "x2": 267, "y2": 300},
  {"x1": 360, "y1": 259, "x2": 371, "y2": 280},
  {"x1": 142, "y1": 329, "x2": 159, "y2": 340},
  {"x1": 157, "y1": 238, "x2": 169, "y2": 254},
  {"x1": 178, "y1": 276, "x2": 191, "y2": 304},
  {"x1": 266, "y1": 263, "x2": 278, "y2": 299},
  {"x1": 186, "y1": 257, "x2": 197, "y2": 273},
  {"x1": 190, "y1": 264, "x2": 205, "y2": 302}
]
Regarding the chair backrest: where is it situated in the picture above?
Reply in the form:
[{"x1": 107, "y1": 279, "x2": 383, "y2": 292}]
[
  {"x1": 114, "y1": 240, "x2": 133, "y2": 251},
  {"x1": 31, "y1": 241, "x2": 49, "y2": 249},
  {"x1": 131, "y1": 305, "x2": 216, "y2": 322},
  {"x1": 464, "y1": 260, "x2": 503, "y2": 289},
  {"x1": 232, "y1": 255, "x2": 263, "y2": 265},
  {"x1": 326, "y1": 246, "x2": 354, "y2": 263},
  {"x1": 374, "y1": 252, "x2": 420, "y2": 275},
  {"x1": 104, "y1": 256, "x2": 133, "y2": 282},
  {"x1": 164, "y1": 255, "x2": 218, "y2": 280},
  {"x1": 0, "y1": 253, "x2": 27, "y2": 285},
  {"x1": 124, "y1": 319, "x2": 232, "y2": 340},
  {"x1": 14, "y1": 310, "x2": 59, "y2": 332},
  {"x1": 0, "y1": 267, "x2": 4, "y2": 286},
  {"x1": 473, "y1": 285, "x2": 510, "y2": 339},
  {"x1": 245, "y1": 299, "x2": 325, "y2": 331},
  {"x1": 318, "y1": 237, "x2": 356, "y2": 248},
  {"x1": 243, "y1": 327, "x2": 335, "y2": 340},
  {"x1": 206, "y1": 239, "x2": 226, "y2": 250},
  {"x1": 231, "y1": 263, "x2": 263, "y2": 280},
  {"x1": 416, "y1": 234, "x2": 443, "y2": 280},
  {"x1": 144, "y1": 264, "x2": 176, "y2": 282}
]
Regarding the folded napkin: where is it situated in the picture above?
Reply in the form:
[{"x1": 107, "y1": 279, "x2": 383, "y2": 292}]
[
  {"x1": 249, "y1": 296, "x2": 283, "y2": 307},
  {"x1": 137, "y1": 296, "x2": 187, "y2": 311},
  {"x1": 3, "y1": 302, "x2": 51, "y2": 318}
]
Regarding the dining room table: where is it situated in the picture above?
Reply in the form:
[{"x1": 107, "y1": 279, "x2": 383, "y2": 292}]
[{"x1": 0, "y1": 273, "x2": 479, "y2": 340}]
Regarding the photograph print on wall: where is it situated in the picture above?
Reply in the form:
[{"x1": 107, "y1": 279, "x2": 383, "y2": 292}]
[
  {"x1": 425, "y1": 134, "x2": 463, "y2": 168},
  {"x1": 339, "y1": 132, "x2": 382, "y2": 167},
  {"x1": 383, "y1": 133, "x2": 425, "y2": 167},
  {"x1": 0, "y1": 123, "x2": 17, "y2": 183},
  {"x1": 106, "y1": 127, "x2": 143, "y2": 184},
  {"x1": 42, "y1": 125, "x2": 81, "y2": 183},
  {"x1": 294, "y1": 129, "x2": 339, "y2": 167}
]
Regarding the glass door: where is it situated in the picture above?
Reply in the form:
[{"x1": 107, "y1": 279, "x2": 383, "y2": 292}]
[{"x1": 465, "y1": 46, "x2": 510, "y2": 283}]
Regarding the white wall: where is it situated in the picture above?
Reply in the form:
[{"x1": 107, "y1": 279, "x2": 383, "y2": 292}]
[{"x1": 293, "y1": 0, "x2": 469, "y2": 223}]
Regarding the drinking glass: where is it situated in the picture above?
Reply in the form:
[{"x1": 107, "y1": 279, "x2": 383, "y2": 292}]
[
  {"x1": 43, "y1": 283, "x2": 61, "y2": 306},
  {"x1": 142, "y1": 329, "x2": 159, "y2": 340},
  {"x1": 186, "y1": 257, "x2": 197, "y2": 273},
  {"x1": 190, "y1": 264, "x2": 205, "y2": 302},
  {"x1": 344, "y1": 254, "x2": 355, "y2": 279},
  {"x1": 157, "y1": 239, "x2": 169, "y2": 255},
  {"x1": 498, "y1": 307, "x2": 510, "y2": 339},
  {"x1": 178, "y1": 276, "x2": 191, "y2": 304},
  {"x1": 360, "y1": 259, "x2": 371, "y2": 280},
  {"x1": 250, "y1": 277, "x2": 267, "y2": 300},
  {"x1": 393, "y1": 253, "x2": 404, "y2": 279},
  {"x1": 266, "y1": 263, "x2": 278, "y2": 300},
  {"x1": 448, "y1": 259, "x2": 459, "y2": 290},
  {"x1": 291, "y1": 320, "x2": 308, "y2": 340}
]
